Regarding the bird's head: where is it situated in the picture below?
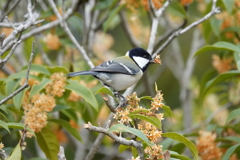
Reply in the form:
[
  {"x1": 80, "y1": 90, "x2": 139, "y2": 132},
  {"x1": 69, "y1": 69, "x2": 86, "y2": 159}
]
[{"x1": 126, "y1": 47, "x2": 154, "y2": 72}]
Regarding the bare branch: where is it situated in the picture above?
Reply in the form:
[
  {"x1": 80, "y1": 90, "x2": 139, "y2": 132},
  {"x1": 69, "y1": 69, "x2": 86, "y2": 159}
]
[
  {"x1": 0, "y1": 42, "x2": 35, "y2": 106},
  {"x1": 147, "y1": 0, "x2": 172, "y2": 54},
  {"x1": 0, "y1": 0, "x2": 21, "y2": 22},
  {"x1": 48, "y1": 0, "x2": 95, "y2": 68},
  {"x1": 58, "y1": 146, "x2": 66, "y2": 160},
  {"x1": 84, "y1": 113, "x2": 114, "y2": 160},
  {"x1": 84, "y1": 122, "x2": 144, "y2": 160},
  {"x1": 152, "y1": 0, "x2": 220, "y2": 57}
]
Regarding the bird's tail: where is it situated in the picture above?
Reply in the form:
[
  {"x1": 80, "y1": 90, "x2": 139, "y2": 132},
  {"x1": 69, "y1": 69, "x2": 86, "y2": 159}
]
[{"x1": 67, "y1": 71, "x2": 98, "y2": 77}]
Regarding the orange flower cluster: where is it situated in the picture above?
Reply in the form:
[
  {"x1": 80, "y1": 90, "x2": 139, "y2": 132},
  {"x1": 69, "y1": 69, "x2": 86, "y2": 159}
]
[
  {"x1": 180, "y1": 0, "x2": 193, "y2": 6},
  {"x1": 153, "y1": 55, "x2": 161, "y2": 64},
  {"x1": 138, "y1": 122, "x2": 162, "y2": 142},
  {"x1": 131, "y1": 156, "x2": 140, "y2": 160},
  {"x1": 212, "y1": 54, "x2": 235, "y2": 73},
  {"x1": 113, "y1": 91, "x2": 165, "y2": 157},
  {"x1": 46, "y1": 72, "x2": 66, "y2": 97},
  {"x1": 144, "y1": 144, "x2": 163, "y2": 160},
  {"x1": 43, "y1": 33, "x2": 61, "y2": 50},
  {"x1": 127, "y1": 92, "x2": 140, "y2": 107},
  {"x1": 151, "y1": 91, "x2": 164, "y2": 110},
  {"x1": 20, "y1": 72, "x2": 40, "y2": 87},
  {"x1": 23, "y1": 93, "x2": 56, "y2": 133},
  {"x1": 196, "y1": 131, "x2": 222, "y2": 160}
]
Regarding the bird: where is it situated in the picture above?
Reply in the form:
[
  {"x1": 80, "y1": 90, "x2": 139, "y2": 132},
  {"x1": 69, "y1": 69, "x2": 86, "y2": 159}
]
[{"x1": 67, "y1": 47, "x2": 154, "y2": 104}]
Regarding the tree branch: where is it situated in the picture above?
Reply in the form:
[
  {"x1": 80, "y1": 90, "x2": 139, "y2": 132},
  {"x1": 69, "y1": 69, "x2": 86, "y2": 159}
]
[
  {"x1": 0, "y1": 42, "x2": 35, "y2": 106},
  {"x1": 47, "y1": 0, "x2": 95, "y2": 69},
  {"x1": 84, "y1": 122, "x2": 144, "y2": 160},
  {"x1": 152, "y1": 0, "x2": 220, "y2": 58}
]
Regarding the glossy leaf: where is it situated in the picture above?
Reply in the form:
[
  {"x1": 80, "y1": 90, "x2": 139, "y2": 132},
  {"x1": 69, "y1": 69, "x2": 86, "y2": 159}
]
[
  {"x1": 6, "y1": 79, "x2": 19, "y2": 95},
  {"x1": 0, "y1": 120, "x2": 10, "y2": 133},
  {"x1": 162, "y1": 105, "x2": 173, "y2": 120},
  {"x1": 6, "y1": 142, "x2": 21, "y2": 160},
  {"x1": 22, "y1": 64, "x2": 51, "y2": 76},
  {"x1": 210, "y1": 17, "x2": 221, "y2": 37},
  {"x1": 47, "y1": 66, "x2": 69, "y2": 74},
  {"x1": 108, "y1": 124, "x2": 154, "y2": 146},
  {"x1": 222, "y1": 0, "x2": 235, "y2": 13},
  {"x1": 7, "y1": 72, "x2": 40, "y2": 81},
  {"x1": 171, "y1": 153, "x2": 191, "y2": 160},
  {"x1": 36, "y1": 126, "x2": 59, "y2": 160},
  {"x1": 103, "y1": 4, "x2": 124, "y2": 32},
  {"x1": 48, "y1": 119, "x2": 82, "y2": 142},
  {"x1": 194, "y1": 41, "x2": 240, "y2": 57},
  {"x1": 129, "y1": 113, "x2": 162, "y2": 130},
  {"x1": 222, "y1": 144, "x2": 240, "y2": 160},
  {"x1": 118, "y1": 144, "x2": 130, "y2": 153},
  {"x1": 166, "y1": 1, "x2": 187, "y2": 18},
  {"x1": 30, "y1": 78, "x2": 51, "y2": 98},
  {"x1": 226, "y1": 108, "x2": 240, "y2": 124},
  {"x1": 65, "y1": 80, "x2": 98, "y2": 111},
  {"x1": 139, "y1": 96, "x2": 153, "y2": 100},
  {"x1": 7, "y1": 123, "x2": 35, "y2": 136},
  {"x1": 162, "y1": 132, "x2": 198, "y2": 159},
  {"x1": 201, "y1": 70, "x2": 240, "y2": 99},
  {"x1": 95, "y1": 87, "x2": 118, "y2": 101},
  {"x1": 13, "y1": 89, "x2": 25, "y2": 110}
]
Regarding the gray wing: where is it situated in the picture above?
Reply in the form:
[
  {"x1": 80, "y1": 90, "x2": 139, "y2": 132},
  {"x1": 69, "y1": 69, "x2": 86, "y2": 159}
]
[{"x1": 91, "y1": 60, "x2": 138, "y2": 75}]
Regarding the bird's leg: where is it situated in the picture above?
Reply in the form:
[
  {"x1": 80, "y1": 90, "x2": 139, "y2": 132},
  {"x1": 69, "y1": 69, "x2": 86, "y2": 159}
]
[{"x1": 113, "y1": 91, "x2": 127, "y2": 108}]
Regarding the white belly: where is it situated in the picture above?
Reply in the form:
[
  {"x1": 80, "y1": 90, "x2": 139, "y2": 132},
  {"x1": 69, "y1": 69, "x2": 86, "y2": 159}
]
[{"x1": 97, "y1": 71, "x2": 143, "y2": 91}]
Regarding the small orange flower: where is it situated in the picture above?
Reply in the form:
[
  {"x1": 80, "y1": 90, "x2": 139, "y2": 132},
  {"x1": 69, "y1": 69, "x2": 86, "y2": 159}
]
[{"x1": 44, "y1": 33, "x2": 61, "y2": 50}]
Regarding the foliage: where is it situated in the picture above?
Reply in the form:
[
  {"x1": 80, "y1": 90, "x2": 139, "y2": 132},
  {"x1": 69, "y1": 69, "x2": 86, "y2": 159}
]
[{"x1": 0, "y1": 0, "x2": 240, "y2": 160}]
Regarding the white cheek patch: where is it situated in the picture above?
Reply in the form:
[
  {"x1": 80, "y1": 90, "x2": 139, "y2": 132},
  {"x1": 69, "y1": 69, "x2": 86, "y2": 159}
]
[
  {"x1": 125, "y1": 51, "x2": 129, "y2": 56},
  {"x1": 133, "y1": 56, "x2": 149, "y2": 69}
]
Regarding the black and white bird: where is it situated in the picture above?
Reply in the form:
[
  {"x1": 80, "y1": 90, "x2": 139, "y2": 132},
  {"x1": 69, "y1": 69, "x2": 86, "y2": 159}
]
[{"x1": 67, "y1": 47, "x2": 154, "y2": 101}]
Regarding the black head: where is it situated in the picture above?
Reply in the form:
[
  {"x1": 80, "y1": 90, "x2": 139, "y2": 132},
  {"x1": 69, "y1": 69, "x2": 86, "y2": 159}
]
[{"x1": 126, "y1": 47, "x2": 153, "y2": 72}]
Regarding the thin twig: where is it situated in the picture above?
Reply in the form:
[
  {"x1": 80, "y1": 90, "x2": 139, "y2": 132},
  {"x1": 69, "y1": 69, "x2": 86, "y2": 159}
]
[
  {"x1": 147, "y1": 0, "x2": 172, "y2": 54},
  {"x1": 0, "y1": 0, "x2": 21, "y2": 22},
  {"x1": 84, "y1": 113, "x2": 114, "y2": 160},
  {"x1": 0, "y1": 42, "x2": 35, "y2": 106},
  {"x1": 84, "y1": 122, "x2": 144, "y2": 160},
  {"x1": 152, "y1": 0, "x2": 220, "y2": 57},
  {"x1": 48, "y1": 0, "x2": 95, "y2": 68}
]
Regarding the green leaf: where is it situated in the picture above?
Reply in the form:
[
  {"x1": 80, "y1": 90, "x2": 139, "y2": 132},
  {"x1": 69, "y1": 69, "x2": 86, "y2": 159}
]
[
  {"x1": 28, "y1": 158, "x2": 49, "y2": 160},
  {"x1": 6, "y1": 79, "x2": 19, "y2": 95},
  {"x1": 7, "y1": 72, "x2": 40, "y2": 81},
  {"x1": 118, "y1": 144, "x2": 130, "y2": 153},
  {"x1": 226, "y1": 108, "x2": 240, "y2": 124},
  {"x1": 222, "y1": 0, "x2": 235, "y2": 13},
  {"x1": 103, "y1": 4, "x2": 125, "y2": 32},
  {"x1": 36, "y1": 126, "x2": 59, "y2": 160},
  {"x1": 6, "y1": 142, "x2": 21, "y2": 160},
  {"x1": 139, "y1": 96, "x2": 153, "y2": 100},
  {"x1": 48, "y1": 119, "x2": 82, "y2": 142},
  {"x1": 162, "y1": 105, "x2": 173, "y2": 120},
  {"x1": 108, "y1": 124, "x2": 154, "y2": 146},
  {"x1": 65, "y1": 80, "x2": 98, "y2": 111},
  {"x1": 210, "y1": 17, "x2": 221, "y2": 37},
  {"x1": 22, "y1": 64, "x2": 51, "y2": 76},
  {"x1": 194, "y1": 41, "x2": 240, "y2": 57},
  {"x1": 217, "y1": 136, "x2": 240, "y2": 143},
  {"x1": 47, "y1": 66, "x2": 69, "y2": 74},
  {"x1": 13, "y1": 89, "x2": 25, "y2": 110},
  {"x1": 131, "y1": 146, "x2": 138, "y2": 158},
  {"x1": 7, "y1": 123, "x2": 35, "y2": 136},
  {"x1": 95, "y1": 87, "x2": 118, "y2": 101},
  {"x1": 170, "y1": 153, "x2": 191, "y2": 160},
  {"x1": 129, "y1": 113, "x2": 162, "y2": 130},
  {"x1": 166, "y1": 1, "x2": 187, "y2": 18},
  {"x1": 0, "y1": 120, "x2": 10, "y2": 133},
  {"x1": 162, "y1": 132, "x2": 198, "y2": 159},
  {"x1": 155, "y1": 82, "x2": 158, "y2": 92},
  {"x1": 30, "y1": 78, "x2": 51, "y2": 98},
  {"x1": 201, "y1": 70, "x2": 240, "y2": 99},
  {"x1": 222, "y1": 144, "x2": 240, "y2": 160}
]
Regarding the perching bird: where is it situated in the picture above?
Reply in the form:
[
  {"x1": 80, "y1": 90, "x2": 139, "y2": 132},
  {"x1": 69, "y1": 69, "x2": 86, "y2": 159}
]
[{"x1": 67, "y1": 47, "x2": 154, "y2": 102}]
